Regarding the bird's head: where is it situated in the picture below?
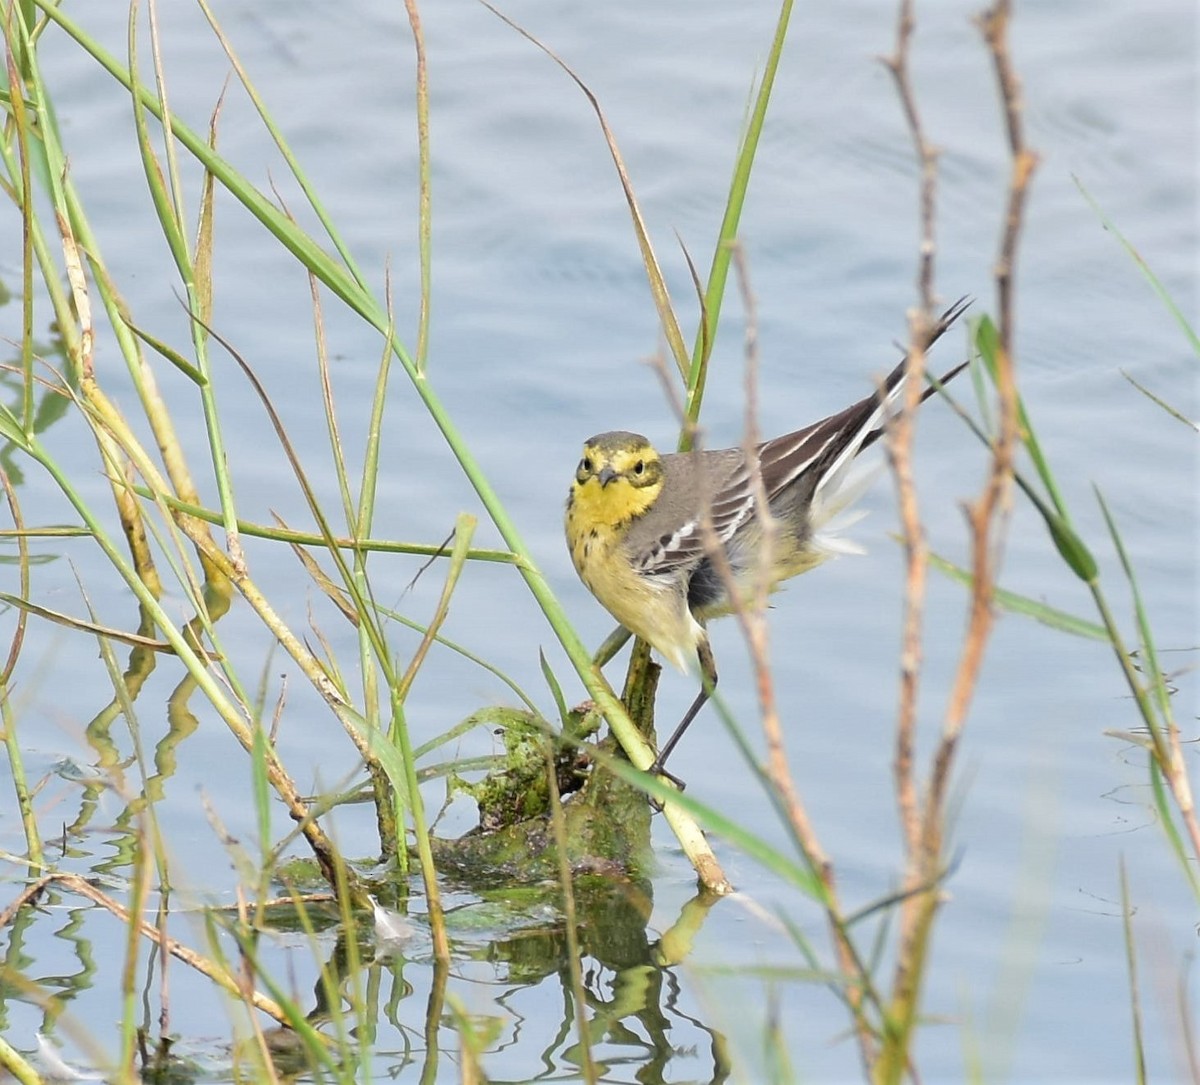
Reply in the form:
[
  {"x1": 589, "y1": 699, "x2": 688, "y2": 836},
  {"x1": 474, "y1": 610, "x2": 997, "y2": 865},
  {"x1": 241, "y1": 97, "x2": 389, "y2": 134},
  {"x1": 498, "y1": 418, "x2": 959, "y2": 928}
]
[{"x1": 569, "y1": 431, "x2": 665, "y2": 527}]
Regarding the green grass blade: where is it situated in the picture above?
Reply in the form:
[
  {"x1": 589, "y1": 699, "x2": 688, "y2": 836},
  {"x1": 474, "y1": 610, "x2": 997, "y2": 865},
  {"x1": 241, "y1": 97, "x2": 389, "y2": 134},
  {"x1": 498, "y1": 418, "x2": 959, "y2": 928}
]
[
  {"x1": 1118, "y1": 859, "x2": 1148, "y2": 1085},
  {"x1": 600, "y1": 748, "x2": 825, "y2": 901},
  {"x1": 1146, "y1": 756, "x2": 1200, "y2": 900},
  {"x1": 193, "y1": 0, "x2": 371, "y2": 291},
  {"x1": 1121, "y1": 370, "x2": 1199, "y2": 431},
  {"x1": 122, "y1": 319, "x2": 207, "y2": 384},
  {"x1": 126, "y1": 3, "x2": 192, "y2": 286},
  {"x1": 404, "y1": 0, "x2": 432, "y2": 374},
  {"x1": 1075, "y1": 176, "x2": 1200, "y2": 357},
  {"x1": 251, "y1": 721, "x2": 272, "y2": 872},
  {"x1": 974, "y1": 314, "x2": 1072, "y2": 519},
  {"x1": 3, "y1": 14, "x2": 36, "y2": 433},
  {"x1": 1094, "y1": 487, "x2": 1171, "y2": 721},
  {"x1": 539, "y1": 649, "x2": 570, "y2": 728},
  {"x1": 683, "y1": 0, "x2": 795, "y2": 440},
  {"x1": 926, "y1": 549, "x2": 1108, "y2": 640}
]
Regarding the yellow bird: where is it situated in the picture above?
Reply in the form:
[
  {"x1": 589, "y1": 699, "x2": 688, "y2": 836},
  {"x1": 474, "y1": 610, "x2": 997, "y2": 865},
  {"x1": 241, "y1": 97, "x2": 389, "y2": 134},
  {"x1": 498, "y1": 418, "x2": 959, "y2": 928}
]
[{"x1": 565, "y1": 299, "x2": 970, "y2": 788}]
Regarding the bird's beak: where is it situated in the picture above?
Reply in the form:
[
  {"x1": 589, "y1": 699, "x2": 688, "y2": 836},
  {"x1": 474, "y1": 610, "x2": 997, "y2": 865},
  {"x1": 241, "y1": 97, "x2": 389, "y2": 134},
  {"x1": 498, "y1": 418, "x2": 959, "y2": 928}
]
[{"x1": 598, "y1": 465, "x2": 618, "y2": 487}]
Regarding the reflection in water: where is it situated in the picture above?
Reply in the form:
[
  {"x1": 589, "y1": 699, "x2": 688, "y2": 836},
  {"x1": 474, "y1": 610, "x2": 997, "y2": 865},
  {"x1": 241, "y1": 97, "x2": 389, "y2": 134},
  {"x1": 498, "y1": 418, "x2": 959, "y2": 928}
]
[
  {"x1": 290, "y1": 876, "x2": 731, "y2": 1082},
  {"x1": 82, "y1": 568, "x2": 232, "y2": 875},
  {"x1": 0, "y1": 311, "x2": 72, "y2": 489},
  {"x1": 0, "y1": 416, "x2": 739, "y2": 1080},
  {"x1": 0, "y1": 823, "x2": 728, "y2": 1079}
]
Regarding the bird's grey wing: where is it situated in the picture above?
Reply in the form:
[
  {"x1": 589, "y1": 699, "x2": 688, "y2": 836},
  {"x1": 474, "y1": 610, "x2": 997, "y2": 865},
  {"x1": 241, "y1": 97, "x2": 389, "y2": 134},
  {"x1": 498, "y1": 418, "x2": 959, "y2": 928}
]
[{"x1": 628, "y1": 450, "x2": 749, "y2": 578}]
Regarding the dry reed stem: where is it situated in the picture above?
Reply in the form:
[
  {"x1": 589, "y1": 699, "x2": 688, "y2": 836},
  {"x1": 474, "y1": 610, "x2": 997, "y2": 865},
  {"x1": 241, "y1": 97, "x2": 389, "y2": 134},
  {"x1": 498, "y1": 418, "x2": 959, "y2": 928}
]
[
  {"x1": 880, "y1": 0, "x2": 940, "y2": 870},
  {"x1": 881, "y1": 6, "x2": 1035, "y2": 1071},
  {"x1": 1164, "y1": 729, "x2": 1200, "y2": 865},
  {"x1": 725, "y1": 249, "x2": 831, "y2": 881},
  {"x1": 0, "y1": 874, "x2": 293, "y2": 1027},
  {"x1": 0, "y1": 469, "x2": 30, "y2": 684},
  {"x1": 59, "y1": 205, "x2": 165, "y2": 601},
  {"x1": 713, "y1": 247, "x2": 877, "y2": 1069},
  {"x1": 933, "y1": 0, "x2": 1031, "y2": 814}
]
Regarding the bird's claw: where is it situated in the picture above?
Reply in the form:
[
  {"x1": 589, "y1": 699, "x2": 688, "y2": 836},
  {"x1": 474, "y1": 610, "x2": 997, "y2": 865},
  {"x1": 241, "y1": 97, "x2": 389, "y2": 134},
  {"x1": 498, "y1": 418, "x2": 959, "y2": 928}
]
[{"x1": 645, "y1": 761, "x2": 686, "y2": 813}]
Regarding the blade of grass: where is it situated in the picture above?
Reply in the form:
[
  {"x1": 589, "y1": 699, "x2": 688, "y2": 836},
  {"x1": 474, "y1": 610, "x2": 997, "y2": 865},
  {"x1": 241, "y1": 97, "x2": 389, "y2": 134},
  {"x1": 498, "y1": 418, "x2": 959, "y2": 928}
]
[
  {"x1": 193, "y1": 0, "x2": 370, "y2": 291},
  {"x1": 122, "y1": 319, "x2": 207, "y2": 384},
  {"x1": 480, "y1": 0, "x2": 689, "y2": 381},
  {"x1": 0, "y1": 468, "x2": 40, "y2": 869},
  {"x1": 4, "y1": 18, "x2": 35, "y2": 433},
  {"x1": 545, "y1": 747, "x2": 598, "y2": 1083},
  {"x1": 587, "y1": 738, "x2": 822, "y2": 901},
  {"x1": 403, "y1": 0, "x2": 431, "y2": 374},
  {"x1": 683, "y1": 0, "x2": 795, "y2": 443},
  {"x1": 135, "y1": 490, "x2": 519, "y2": 563},
  {"x1": 1096, "y1": 487, "x2": 1200, "y2": 890},
  {"x1": 925, "y1": 548, "x2": 1108, "y2": 641},
  {"x1": 975, "y1": 315, "x2": 1072, "y2": 519},
  {"x1": 1120, "y1": 370, "x2": 1198, "y2": 431},
  {"x1": 392, "y1": 512, "x2": 477, "y2": 961},
  {"x1": 1119, "y1": 859, "x2": 1148, "y2": 1085},
  {"x1": 1075, "y1": 175, "x2": 1200, "y2": 357},
  {"x1": 539, "y1": 649, "x2": 570, "y2": 727},
  {"x1": 0, "y1": 593, "x2": 207, "y2": 653}
]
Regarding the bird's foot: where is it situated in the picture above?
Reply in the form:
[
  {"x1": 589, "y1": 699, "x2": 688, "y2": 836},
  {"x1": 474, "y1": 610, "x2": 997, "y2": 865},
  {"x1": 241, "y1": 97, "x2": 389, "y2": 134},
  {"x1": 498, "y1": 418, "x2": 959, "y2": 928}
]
[{"x1": 645, "y1": 759, "x2": 686, "y2": 812}]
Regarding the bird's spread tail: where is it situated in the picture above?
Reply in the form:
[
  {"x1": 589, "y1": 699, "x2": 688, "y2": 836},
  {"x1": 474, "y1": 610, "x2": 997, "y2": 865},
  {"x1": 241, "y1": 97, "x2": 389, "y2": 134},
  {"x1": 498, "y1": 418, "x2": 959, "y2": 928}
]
[
  {"x1": 807, "y1": 461, "x2": 879, "y2": 557},
  {"x1": 804, "y1": 297, "x2": 972, "y2": 557}
]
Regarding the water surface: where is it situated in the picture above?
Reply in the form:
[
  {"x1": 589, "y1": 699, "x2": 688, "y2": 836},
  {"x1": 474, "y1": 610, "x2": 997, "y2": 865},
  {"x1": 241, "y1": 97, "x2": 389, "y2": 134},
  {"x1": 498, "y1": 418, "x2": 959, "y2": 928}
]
[{"x1": 1, "y1": 1, "x2": 1195, "y2": 1080}]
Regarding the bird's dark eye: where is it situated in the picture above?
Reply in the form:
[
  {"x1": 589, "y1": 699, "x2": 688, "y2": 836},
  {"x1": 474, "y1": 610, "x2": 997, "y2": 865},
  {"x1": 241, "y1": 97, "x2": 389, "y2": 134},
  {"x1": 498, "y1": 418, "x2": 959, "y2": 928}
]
[
  {"x1": 633, "y1": 460, "x2": 645, "y2": 475},
  {"x1": 581, "y1": 457, "x2": 592, "y2": 473}
]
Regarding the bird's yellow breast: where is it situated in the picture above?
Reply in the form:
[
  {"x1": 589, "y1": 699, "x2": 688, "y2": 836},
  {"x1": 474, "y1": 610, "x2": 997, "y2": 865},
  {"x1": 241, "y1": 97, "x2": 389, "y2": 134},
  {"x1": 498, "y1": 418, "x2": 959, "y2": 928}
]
[
  {"x1": 564, "y1": 477, "x2": 644, "y2": 599},
  {"x1": 565, "y1": 476, "x2": 701, "y2": 672}
]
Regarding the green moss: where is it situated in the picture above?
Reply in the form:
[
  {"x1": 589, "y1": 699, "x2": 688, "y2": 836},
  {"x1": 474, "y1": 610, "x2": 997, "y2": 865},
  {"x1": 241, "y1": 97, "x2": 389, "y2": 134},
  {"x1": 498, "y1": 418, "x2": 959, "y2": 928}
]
[{"x1": 437, "y1": 705, "x2": 652, "y2": 887}]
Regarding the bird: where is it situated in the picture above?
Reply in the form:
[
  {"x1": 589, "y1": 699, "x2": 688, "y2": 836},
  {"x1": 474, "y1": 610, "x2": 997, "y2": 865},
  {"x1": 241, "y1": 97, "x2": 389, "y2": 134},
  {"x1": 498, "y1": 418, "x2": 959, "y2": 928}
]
[{"x1": 564, "y1": 298, "x2": 971, "y2": 790}]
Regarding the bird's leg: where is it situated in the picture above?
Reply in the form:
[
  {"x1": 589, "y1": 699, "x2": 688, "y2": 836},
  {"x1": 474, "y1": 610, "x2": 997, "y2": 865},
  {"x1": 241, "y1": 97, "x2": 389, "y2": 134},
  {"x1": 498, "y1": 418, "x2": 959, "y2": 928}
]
[{"x1": 647, "y1": 638, "x2": 718, "y2": 791}]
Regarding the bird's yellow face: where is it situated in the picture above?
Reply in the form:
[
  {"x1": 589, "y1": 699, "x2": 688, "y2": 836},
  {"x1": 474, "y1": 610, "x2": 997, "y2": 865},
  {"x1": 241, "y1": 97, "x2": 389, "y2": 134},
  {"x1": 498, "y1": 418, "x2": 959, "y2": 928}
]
[{"x1": 567, "y1": 431, "x2": 665, "y2": 532}]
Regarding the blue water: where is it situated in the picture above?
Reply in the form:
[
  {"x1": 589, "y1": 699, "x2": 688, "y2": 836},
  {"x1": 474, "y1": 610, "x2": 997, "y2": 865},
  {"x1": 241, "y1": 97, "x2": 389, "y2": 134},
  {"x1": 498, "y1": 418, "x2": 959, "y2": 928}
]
[{"x1": 1, "y1": 1, "x2": 1195, "y2": 1081}]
